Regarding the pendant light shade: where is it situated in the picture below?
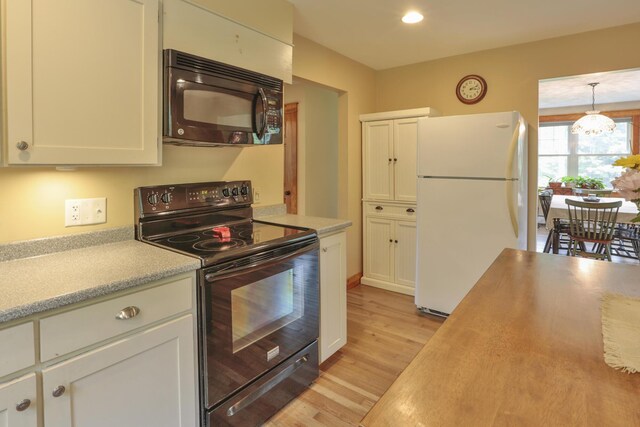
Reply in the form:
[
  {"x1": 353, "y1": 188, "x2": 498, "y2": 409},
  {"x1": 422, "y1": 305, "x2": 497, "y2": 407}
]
[{"x1": 571, "y1": 83, "x2": 616, "y2": 136}]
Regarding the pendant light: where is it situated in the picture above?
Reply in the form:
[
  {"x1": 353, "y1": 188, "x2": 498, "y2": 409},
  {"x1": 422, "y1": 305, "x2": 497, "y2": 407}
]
[{"x1": 570, "y1": 82, "x2": 616, "y2": 136}]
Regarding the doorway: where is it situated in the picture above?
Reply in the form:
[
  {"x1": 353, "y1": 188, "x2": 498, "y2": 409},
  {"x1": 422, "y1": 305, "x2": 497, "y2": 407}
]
[
  {"x1": 536, "y1": 68, "x2": 640, "y2": 258},
  {"x1": 283, "y1": 79, "x2": 339, "y2": 217}
]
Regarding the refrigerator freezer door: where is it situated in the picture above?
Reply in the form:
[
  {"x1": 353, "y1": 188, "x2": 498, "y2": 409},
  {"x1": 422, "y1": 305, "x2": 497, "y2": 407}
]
[
  {"x1": 417, "y1": 112, "x2": 523, "y2": 179},
  {"x1": 415, "y1": 177, "x2": 526, "y2": 315}
]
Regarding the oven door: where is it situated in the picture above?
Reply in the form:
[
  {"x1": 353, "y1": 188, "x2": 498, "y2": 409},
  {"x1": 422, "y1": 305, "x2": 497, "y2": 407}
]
[
  {"x1": 200, "y1": 240, "x2": 319, "y2": 408},
  {"x1": 165, "y1": 67, "x2": 267, "y2": 145}
]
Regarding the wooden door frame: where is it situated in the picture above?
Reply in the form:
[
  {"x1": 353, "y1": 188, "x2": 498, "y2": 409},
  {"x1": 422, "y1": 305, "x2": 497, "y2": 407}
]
[{"x1": 284, "y1": 103, "x2": 299, "y2": 213}]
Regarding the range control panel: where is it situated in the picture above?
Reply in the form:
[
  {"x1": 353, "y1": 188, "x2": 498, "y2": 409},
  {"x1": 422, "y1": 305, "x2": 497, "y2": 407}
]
[{"x1": 135, "y1": 180, "x2": 253, "y2": 216}]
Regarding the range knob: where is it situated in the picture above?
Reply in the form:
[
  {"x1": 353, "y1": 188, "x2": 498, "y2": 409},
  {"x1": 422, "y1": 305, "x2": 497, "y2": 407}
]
[
  {"x1": 231, "y1": 187, "x2": 239, "y2": 197},
  {"x1": 222, "y1": 188, "x2": 230, "y2": 198},
  {"x1": 240, "y1": 185, "x2": 249, "y2": 196},
  {"x1": 160, "y1": 192, "x2": 173, "y2": 204},
  {"x1": 147, "y1": 193, "x2": 159, "y2": 205}
]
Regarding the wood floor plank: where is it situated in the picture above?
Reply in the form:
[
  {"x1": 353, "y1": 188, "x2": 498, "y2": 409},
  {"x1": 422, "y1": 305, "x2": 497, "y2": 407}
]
[{"x1": 265, "y1": 285, "x2": 444, "y2": 426}]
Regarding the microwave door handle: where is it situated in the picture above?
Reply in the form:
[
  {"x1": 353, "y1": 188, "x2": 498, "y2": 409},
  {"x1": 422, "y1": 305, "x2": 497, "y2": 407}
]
[{"x1": 255, "y1": 87, "x2": 268, "y2": 140}]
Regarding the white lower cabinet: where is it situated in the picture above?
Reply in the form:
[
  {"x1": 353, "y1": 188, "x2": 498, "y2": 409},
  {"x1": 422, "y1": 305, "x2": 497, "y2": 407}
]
[
  {"x1": 363, "y1": 203, "x2": 417, "y2": 295},
  {"x1": 43, "y1": 315, "x2": 196, "y2": 427},
  {"x1": 0, "y1": 273, "x2": 198, "y2": 427},
  {"x1": 319, "y1": 231, "x2": 347, "y2": 363},
  {"x1": 0, "y1": 374, "x2": 37, "y2": 427}
]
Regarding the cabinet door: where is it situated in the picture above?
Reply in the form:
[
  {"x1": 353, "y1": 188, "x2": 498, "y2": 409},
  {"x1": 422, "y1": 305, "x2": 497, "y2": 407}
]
[
  {"x1": 363, "y1": 121, "x2": 393, "y2": 200},
  {"x1": 394, "y1": 221, "x2": 417, "y2": 290},
  {"x1": 365, "y1": 218, "x2": 394, "y2": 282},
  {"x1": 0, "y1": 374, "x2": 37, "y2": 427},
  {"x1": 393, "y1": 118, "x2": 419, "y2": 202},
  {"x1": 6, "y1": 0, "x2": 159, "y2": 165},
  {"x1": 319, "y1": 232, "x2": 347, "y2": 363},
  {"x1": 43, "y1": 315, "x2": 196, "y2": 427}
]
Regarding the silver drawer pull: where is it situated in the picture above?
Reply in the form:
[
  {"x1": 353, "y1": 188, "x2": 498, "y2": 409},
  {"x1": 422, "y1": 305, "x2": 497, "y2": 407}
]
[
  {"x1": 52, "y1": 385, "x2": 65, "y2": 398},
  {"x1": 115, "y1": 306, "x2": 140, "y2": 320},
  {"x1": 15, "y1": 399, "x2": 31, "y2": 411},
  {"x1": 16, "y1": 141, "x2": 29, "y2": 151}
]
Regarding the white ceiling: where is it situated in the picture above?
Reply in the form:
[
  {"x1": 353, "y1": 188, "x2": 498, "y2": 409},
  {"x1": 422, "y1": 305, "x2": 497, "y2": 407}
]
[
  {"x1": 289, "y1": 0, "x2": 640, "y2": 71},
  {"x1": 539, "y1": 69, "x2": 640, "y2": 109}
]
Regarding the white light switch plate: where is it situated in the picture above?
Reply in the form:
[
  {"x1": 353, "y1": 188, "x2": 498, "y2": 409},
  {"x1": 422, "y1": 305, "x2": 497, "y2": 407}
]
[{"x1": 65, "y1": 198, "x2": 107, "y2": 227}]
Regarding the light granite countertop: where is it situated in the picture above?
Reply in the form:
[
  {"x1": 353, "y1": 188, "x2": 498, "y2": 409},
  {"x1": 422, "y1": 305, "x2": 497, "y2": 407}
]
[
  {"x1": 0, "y1": 240, "x2": 200, "y2": 323},
  {"x1": 257, "y1": 214, "x2": 352, "y2": 235},
  {"x1": 0, "y1": 210, "x2": 349, "y2": 324}
]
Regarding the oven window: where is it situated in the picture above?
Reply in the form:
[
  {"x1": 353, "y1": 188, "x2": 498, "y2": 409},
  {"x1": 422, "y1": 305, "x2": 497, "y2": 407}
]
[
  {"x1": 231, "y1": 269, "x2": 304, "y2": 353},
  {"x1": 183, "y1": 90, "x2": 252, "y2": 129}
]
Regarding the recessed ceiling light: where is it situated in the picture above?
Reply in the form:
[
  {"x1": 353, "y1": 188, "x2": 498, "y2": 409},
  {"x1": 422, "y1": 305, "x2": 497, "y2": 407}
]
[{"x1": 402, "y1": 11, "x2": 423, "y2": 24}]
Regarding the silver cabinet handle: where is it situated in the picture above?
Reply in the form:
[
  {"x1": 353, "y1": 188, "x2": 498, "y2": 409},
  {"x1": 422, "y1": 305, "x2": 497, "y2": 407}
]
[
  {"x1": 52, "y1": 385, "x2": 65, "y2": 398},
  {"x1": 322, "y1": 247, "x2": 327, "y2": 253},
  {"x1": 16, "y1": 141, "x2": 29, "y2": 151},
  {"x1": 115, "y1": 306, "x2": 140, "y2": 320},
  {"x1": 375, "y1": 206, "x2": 383, "y2": 211},
  {"x1": 15, "y1": 399, "x2": 31, "y2": 411},
  {"x1": 406, "y1": 208, "x2": 415, "y2": 213}
]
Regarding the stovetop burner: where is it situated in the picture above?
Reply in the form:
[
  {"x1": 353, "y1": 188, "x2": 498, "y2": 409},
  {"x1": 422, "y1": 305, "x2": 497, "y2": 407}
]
[
  {"x1": 193, "y1": 238, "x2": 246, "y2": 252},
  {"x1": 167, "y1": 234, "x2": 200, "y2": 244}
]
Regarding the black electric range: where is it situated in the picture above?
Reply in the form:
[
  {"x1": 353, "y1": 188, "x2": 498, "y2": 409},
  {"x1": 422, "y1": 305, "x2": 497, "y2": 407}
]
[{"x1": 134, "y1": 181, "x2": 320, "y2": 427}]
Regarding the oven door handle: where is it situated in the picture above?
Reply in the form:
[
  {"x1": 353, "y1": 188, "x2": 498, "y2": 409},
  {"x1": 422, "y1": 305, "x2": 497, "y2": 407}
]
[
  {"x1": 226, "y1": 353, "x2": 310, "y2": 418},
  {"x1": 204, "y1": 241, "x2": 319, "y2": 282}
]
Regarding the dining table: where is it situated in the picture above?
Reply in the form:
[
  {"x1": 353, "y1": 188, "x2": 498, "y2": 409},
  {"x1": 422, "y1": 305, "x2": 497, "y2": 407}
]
[{"x1": 545, "y1": 195, "x2": 639, "y2": 254}]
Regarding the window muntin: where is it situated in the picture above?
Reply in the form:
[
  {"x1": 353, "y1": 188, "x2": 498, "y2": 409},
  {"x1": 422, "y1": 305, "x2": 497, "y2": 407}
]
[{"x1": 538, "y1": 118, "x2": 632, "y2": 188}]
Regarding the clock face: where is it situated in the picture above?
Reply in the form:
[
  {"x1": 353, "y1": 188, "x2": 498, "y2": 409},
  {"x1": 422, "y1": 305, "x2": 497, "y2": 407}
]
[{"x1": 456, "y1": 75, "x2": 487, "y2": 104}]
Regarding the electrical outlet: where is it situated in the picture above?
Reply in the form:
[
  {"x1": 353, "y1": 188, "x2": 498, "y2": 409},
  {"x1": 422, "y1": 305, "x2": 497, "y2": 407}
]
[
  {"x1": 253, "y1": 187, "x2": 261, "y2": 203},
  {"x1": 65, "y1": 198, "x2": 107, "y2": 227},
  {"x1": 65, "y1": 200, "x2": 81, "y2": 226}
]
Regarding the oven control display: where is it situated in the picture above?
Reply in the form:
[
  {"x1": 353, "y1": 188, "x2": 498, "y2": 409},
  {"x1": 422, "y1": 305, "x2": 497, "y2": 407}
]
[{"x1": 189, "y1": 189, "x2": 221, "y2": 203}]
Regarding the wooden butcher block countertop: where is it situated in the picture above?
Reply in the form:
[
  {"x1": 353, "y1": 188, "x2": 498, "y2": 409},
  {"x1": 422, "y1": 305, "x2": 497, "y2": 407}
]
[{"x1": 361, "y1": 249, "x2": 640, "y2": 427}]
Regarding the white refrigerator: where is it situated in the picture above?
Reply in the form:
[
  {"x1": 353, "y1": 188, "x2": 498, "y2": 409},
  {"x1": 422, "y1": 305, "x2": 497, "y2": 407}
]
[{"x1": 415, "y1": 111, "x2": 528, "y2": 316}]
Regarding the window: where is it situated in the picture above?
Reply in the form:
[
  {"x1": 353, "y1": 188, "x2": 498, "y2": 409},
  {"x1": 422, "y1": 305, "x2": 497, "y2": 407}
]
[{"x1": 538, "y1": 118, "x2": 632, "y2": 188}]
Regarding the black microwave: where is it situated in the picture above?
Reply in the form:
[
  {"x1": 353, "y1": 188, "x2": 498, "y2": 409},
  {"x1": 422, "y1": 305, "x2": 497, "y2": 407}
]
[{"x1": 163, "y1": 50, "x2": 283, "y2": 146}]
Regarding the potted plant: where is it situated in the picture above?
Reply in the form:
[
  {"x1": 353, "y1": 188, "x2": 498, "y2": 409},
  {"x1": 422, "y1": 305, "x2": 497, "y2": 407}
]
[
  {"x1": 545, "y1": 175, "x2": 562, "y2": 189},
  {"x1": 585, "y1": 177, "x2": 605, "y2": 189},
  {"x1": 560, "y1": 176, "x2": 576, "y2": 188}
]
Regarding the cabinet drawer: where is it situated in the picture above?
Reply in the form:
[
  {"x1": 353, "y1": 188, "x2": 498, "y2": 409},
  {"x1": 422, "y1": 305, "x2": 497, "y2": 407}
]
[
  {"x1": 0, "y1": 322, "x2": 35, "y2": 377},
  {"x1": 364, "y1": 202, "x2": 417, "y2": 220},
  {"x1": 40, "y1": 276, "x2": 193, "y2": 362}
]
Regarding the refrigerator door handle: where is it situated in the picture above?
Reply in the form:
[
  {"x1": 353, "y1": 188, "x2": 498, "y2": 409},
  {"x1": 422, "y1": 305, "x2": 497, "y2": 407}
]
[
  {"x1": 506, "y1": 180, "x2": 518, "y2": 238},
  {"x1": 505, "y1": 118, "x2": 521, "y2": 180},
  {"x1": 505, "y1": 117, "x2": 521, "y2": 238}
]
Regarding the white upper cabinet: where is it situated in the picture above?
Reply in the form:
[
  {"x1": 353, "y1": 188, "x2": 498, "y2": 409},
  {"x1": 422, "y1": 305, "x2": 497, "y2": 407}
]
[
  {"x1": 361, "y1": 108, "x2": 439, "y2": 203},
  {"x1": 5, "y1": 0, "x2": 160, "y2": 165},
  {"x1": 163, "y1": 0, "x2": 293, "y2": 83}
]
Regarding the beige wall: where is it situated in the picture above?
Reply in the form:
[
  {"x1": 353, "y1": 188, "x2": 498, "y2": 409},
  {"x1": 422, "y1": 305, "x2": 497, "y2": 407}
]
[
  {"x1": 284, "y1": 81, "x2": 339, "y2": 218},
  {"x1": 375, "y1": 22, "x2": 640, "y2": 248},
  {"x1": 0, "y1": 146, "x2": 283, "y2": 243},
  {"x1": 292, "y1": 35, "x2": 376, "y2": 277}
]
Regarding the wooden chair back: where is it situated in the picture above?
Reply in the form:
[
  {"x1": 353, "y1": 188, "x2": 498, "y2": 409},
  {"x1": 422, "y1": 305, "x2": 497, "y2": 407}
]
[
  {"x1": 565, "y1": 199, "x2": 622, "y2": 243},
  {"x1": 538, "y1": 192, "x2": 552, "y2": 221}
]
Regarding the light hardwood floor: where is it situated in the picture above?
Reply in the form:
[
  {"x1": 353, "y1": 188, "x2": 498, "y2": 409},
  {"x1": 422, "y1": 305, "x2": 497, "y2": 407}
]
[{"x1": 266, "y1": 285, "x2": 444, "y2": 427}]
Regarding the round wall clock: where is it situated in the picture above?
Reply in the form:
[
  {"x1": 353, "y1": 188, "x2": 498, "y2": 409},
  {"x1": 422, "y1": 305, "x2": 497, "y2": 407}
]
[{"x1": 456, "y1": 75, "x2": 487, "y2": 104}]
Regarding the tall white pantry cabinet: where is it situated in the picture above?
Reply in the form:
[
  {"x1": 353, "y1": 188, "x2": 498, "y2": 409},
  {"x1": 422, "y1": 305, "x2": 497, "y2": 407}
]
[{"x1": 360, "y1": 108, "x2": 439, "y2": 296}]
